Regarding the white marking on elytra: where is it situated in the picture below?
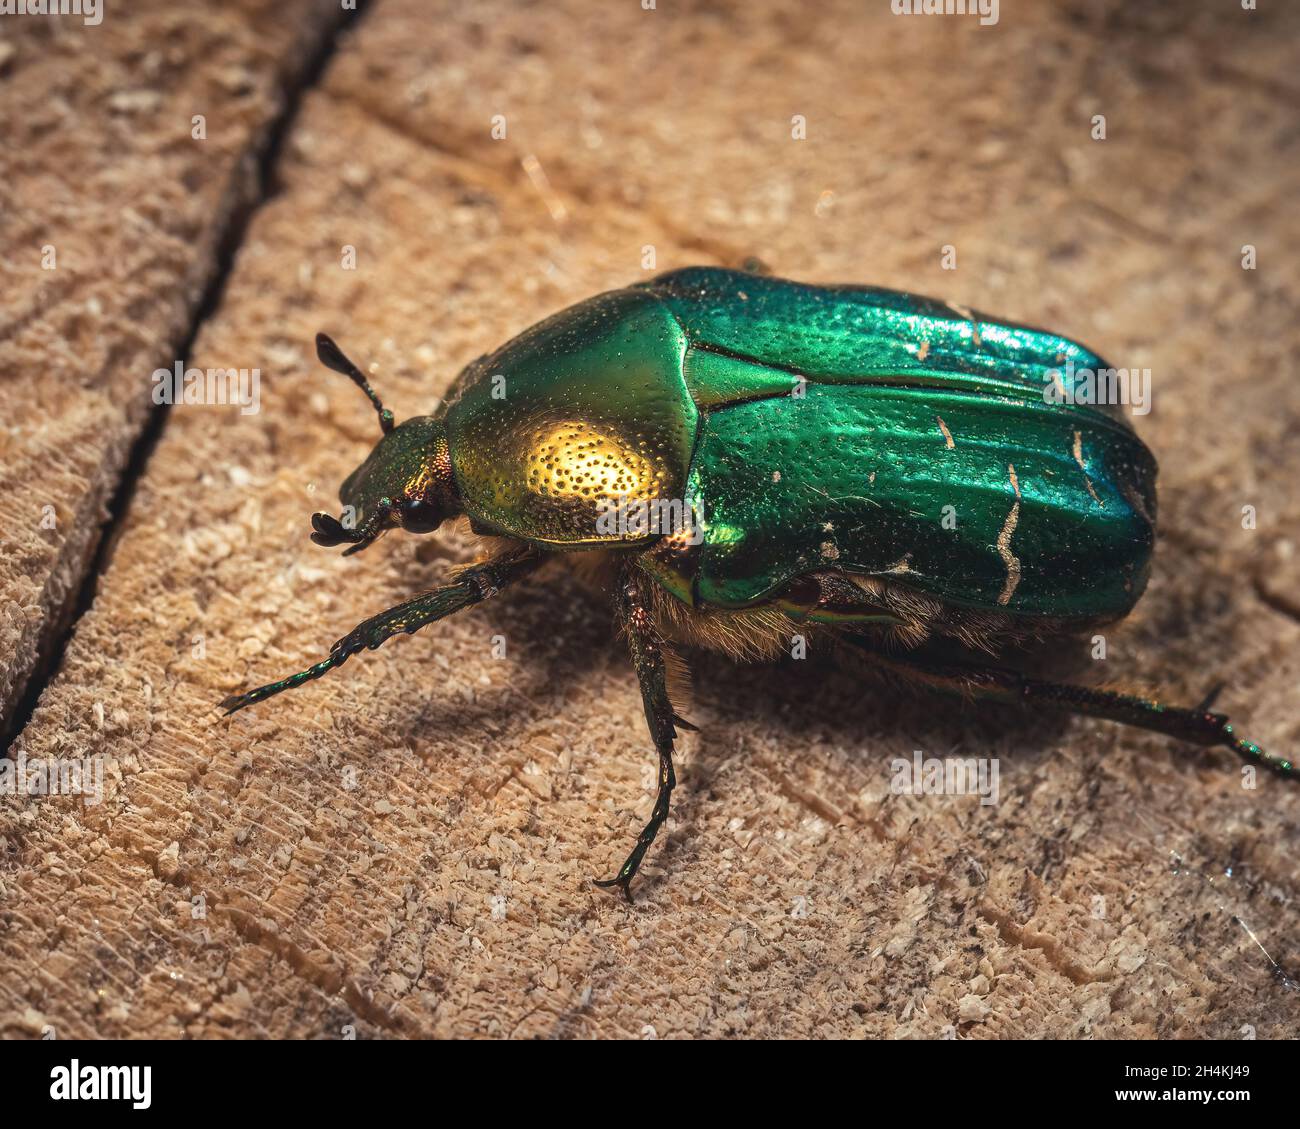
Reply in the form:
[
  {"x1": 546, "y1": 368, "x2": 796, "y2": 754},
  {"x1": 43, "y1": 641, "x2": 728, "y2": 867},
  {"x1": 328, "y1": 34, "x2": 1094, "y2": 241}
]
[
  {"x1": 936, "y1": 415, "x2": 955, "y2": 450},
  {"x1": 996, "y1": 463, "x2": 1022, "y2": 607},
  {"x1": 1072, "y1": 429, "x2": 1102, "y2": 505}
]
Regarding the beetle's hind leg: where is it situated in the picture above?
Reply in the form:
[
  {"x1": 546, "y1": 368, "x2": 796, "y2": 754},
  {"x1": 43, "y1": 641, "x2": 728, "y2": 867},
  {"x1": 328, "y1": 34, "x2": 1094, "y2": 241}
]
[
  {"x1": 844, "y1": 641, "x2": 1291, "y2": 777},
  {"x1": 594, "y1": 565, "x2": 692, "y2": 903}
]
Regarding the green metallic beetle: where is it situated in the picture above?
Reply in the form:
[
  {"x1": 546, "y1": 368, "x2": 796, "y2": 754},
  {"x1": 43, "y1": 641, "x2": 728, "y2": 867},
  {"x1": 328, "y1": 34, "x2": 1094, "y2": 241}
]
[{"x1": 221, "y1": 267, "x2": 1291, "y2": 900}]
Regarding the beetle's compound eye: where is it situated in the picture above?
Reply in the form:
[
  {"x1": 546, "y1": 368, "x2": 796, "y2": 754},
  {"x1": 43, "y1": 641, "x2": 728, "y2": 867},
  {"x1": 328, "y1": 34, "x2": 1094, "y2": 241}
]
[{"x1": 399, "y1": 495, "x2": 444, "y2": 534}]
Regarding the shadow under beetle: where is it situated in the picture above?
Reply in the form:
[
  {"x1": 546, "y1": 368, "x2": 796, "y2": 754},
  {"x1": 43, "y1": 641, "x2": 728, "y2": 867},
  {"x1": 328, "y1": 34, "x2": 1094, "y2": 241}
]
[{"x1": 221, "y1": 267, "x2": 1292, "y2": 901}]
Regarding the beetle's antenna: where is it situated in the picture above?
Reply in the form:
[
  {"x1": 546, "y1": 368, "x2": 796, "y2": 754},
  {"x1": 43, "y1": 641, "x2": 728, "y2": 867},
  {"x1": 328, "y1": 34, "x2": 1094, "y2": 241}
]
[
  {"x1": 310, "y1": 510, "x2": 383, "y2": 555},
  {"x1": 316, "y1": 332, "x2": 394, "y2": 434}
]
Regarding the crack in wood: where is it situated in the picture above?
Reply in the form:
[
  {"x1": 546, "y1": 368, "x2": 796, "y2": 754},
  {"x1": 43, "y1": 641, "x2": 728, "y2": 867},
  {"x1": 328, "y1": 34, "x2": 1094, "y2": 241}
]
[{"x1": 0, "y1": 1, "x2": 372, "y2": 752}]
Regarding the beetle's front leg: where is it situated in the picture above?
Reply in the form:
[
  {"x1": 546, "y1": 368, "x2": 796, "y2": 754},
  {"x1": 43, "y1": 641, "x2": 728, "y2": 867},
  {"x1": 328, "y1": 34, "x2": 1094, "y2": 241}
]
[
  {"x1": 219, "y1": 546, "x2": 543, "y2": 714},
  {"x1": 594, "y1": 566, "x2": 687, "y2": 903}
]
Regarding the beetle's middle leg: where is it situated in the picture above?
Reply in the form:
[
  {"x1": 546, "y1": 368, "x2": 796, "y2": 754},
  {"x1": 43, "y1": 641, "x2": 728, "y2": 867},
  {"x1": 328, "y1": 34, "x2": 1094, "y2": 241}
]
[
  {"x1": 845, "y1": 643, "x2": 1292, "y2": 778},
  {"x1": 594, "y1": 565, "x2": 690, "y2": 903},
  {"x1": 219, "y1": 545, "x2": 543, "y2": 714}
]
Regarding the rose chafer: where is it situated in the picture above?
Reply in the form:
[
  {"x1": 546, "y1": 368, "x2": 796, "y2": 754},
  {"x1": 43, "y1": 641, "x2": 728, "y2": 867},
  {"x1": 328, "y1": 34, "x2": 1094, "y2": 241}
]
[{"x1": 221, "y1": 267, "x2": 1291, "y2": 900}]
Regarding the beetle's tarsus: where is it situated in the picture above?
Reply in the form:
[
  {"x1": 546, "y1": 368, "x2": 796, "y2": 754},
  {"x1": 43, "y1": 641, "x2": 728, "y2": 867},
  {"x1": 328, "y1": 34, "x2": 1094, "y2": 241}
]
[
  {"x1": 218, "y1": 547, "x2": 542, "y2": 715},
  {"x1": 595, "y1": 568, "x2": 680, "y2": 903},
  {"x1": 592, "y1": 873, "x2": 637, "y2": 905},
  {"x1": 219, "y1": 655, "x2": 343, "y2": 715},
  {"x1": 1218, "y1": 724, "x2": 1291, "y2": 776},
  {"x1": 594, "y1": 778, "x2": 672, "y2": 904}
]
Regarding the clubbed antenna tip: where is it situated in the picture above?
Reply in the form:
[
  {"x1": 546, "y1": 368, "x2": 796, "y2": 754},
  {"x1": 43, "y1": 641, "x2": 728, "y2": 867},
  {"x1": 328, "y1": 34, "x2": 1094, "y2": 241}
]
[{"x1": 316, "y1": 332, "x2": 394, "y2": 434}]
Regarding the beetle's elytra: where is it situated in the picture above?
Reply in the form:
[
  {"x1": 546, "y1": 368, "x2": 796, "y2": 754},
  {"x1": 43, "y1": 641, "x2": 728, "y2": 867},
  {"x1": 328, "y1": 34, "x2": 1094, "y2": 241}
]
[{"x1": 220, "y1": 267, "x2": 1292, "y2": 901}]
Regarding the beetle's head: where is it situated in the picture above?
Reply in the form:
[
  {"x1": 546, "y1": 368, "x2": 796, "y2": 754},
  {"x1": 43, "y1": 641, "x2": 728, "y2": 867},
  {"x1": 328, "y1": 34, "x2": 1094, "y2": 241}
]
[{"x1": 308, "y1": 334, "x2": 460, "y2": 555}]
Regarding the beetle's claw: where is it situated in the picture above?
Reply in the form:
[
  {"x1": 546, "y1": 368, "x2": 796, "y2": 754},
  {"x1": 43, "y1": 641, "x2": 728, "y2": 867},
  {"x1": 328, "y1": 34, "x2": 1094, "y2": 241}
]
[
  {"x1": 593, "y1": 846, "x2": 644, "y2": 903},
  {"x1": 593, "y1": 873, "x2": 637, "y2": 904},
  {"x1": 218, "y1": 691, "x2": 252, "y2": 714}
]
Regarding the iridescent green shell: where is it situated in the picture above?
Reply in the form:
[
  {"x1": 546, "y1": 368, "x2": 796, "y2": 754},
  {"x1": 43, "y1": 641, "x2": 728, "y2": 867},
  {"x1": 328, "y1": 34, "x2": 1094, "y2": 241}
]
[{"x1": 442, "y1": 267, "x2": 1156, "y2": 621}]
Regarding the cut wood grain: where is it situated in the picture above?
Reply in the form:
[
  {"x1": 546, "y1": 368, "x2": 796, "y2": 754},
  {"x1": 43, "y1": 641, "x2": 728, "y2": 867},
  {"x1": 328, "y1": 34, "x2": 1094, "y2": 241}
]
[{"x1": 0, "y1": 0, "x2": 347, "y2": 731}]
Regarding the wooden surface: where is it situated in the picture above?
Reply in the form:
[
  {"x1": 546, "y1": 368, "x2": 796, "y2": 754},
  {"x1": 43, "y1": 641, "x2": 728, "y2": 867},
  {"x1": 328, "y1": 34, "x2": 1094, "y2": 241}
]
[
  {"x1": 2, "y1": 0, "x2": 1299, "y2": 1039},
  {"x1": 0, "y1": 0, "x2": 345, "y2": 731}
]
